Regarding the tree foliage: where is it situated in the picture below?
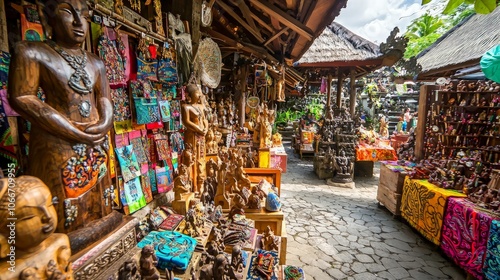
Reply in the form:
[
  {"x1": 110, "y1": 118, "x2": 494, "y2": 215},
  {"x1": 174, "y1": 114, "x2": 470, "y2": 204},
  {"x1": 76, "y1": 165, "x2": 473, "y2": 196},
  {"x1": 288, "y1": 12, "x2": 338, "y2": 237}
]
[
  {"x1": 403, "y1": 5, "x2": 475, "y2": 58},
  {"x1": 422, "y1": 0, "x2": 498, "y2": 14}
]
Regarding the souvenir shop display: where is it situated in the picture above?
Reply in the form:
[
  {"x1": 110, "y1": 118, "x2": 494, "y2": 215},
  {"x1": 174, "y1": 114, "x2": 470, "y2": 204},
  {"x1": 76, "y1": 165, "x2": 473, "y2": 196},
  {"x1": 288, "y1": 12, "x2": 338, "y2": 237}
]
[{"x1": 0, "y1": 0, "x2": 304, "y2": 277}]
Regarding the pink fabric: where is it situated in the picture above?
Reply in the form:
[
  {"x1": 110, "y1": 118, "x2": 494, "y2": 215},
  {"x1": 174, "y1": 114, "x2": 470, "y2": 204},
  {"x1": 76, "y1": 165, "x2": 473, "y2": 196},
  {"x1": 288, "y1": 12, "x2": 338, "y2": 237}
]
[
  {"x1": 441, "y1": 198, "x2": 498, "y2": 280},
  {"x1": 0, "y1": 90, "x2": 20, "y2": 116}
]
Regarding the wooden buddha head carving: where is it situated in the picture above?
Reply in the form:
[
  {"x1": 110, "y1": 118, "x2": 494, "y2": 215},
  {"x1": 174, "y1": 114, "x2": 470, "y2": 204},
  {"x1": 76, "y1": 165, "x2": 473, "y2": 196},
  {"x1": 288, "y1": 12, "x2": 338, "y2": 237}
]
[
  {"x1": 38, "y1": 0, "x2": 90, "y2": 46},
  {"x1": 0, "y1": 176, "x2": 58, "y2": 256}
]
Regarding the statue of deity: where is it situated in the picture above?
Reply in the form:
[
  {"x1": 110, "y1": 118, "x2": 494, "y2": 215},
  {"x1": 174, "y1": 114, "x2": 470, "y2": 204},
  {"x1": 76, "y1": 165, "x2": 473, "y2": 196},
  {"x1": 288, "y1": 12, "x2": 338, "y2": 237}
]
[
  {"x1": 206, "y1": 126, "x2": 219, "y2": 155},
  {"x1": 181, "y1": 84, "x2": 209, "y2": 193},
  {"x1": 139, "y1": 245, "x2": 160, "y2": 280},
  {"x1": 272, "y1": 132, "x2": 282, "y2": 147},
  {"x1": 259, "y1": 105, "x2": 273, "y2": 148},
  {"x1": 0, "y1": 176, "x2": 72, "y2": 280},
  {"x1": 8, "y1": 0, "x2": 120, "y2": 253},
  {"x1": 332, "y1": 150, "x2": 354, "y2": 183}
]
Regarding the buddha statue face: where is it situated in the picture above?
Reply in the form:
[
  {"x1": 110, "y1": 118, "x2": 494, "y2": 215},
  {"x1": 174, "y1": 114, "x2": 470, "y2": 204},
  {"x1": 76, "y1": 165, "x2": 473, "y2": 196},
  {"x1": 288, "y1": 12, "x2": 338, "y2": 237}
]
[
  {"x1": 0, "y1": 176, "x2": 58, "y2": 253},
  {"x1": 187, "y1": 84, "x2": 202, "y2": 104},
  {"x1": 42, "y1": 0, "x2": 90, "y2": 47}
]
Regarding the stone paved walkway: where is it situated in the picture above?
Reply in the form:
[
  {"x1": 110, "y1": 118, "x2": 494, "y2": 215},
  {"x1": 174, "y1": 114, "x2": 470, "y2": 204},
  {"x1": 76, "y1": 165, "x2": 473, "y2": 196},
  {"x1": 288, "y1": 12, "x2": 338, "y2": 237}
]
[{"x1": 281, "y1": 145, "x2": 466, "y2": 280}]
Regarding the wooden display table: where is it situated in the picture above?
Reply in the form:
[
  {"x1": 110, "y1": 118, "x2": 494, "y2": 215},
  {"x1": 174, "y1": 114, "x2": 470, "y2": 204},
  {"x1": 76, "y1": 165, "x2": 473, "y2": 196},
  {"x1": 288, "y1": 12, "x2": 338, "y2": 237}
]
[
  {"x1": 401, "y1": 178, "x2": 466, "y2": 245},
  {"x1": 244, "y1": 168, "x2": 281, "y2": 196},
  {"x1": 377, "y1": 162, "x2": 408, "y2": 216}
]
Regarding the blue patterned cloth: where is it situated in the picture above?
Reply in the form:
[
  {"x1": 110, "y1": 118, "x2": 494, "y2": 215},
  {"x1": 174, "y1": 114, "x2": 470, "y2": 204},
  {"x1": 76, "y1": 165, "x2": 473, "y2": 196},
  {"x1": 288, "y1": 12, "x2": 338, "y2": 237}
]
[
  {"x1": 137, "y1": 231, "x2": 197, "y2": 271},
  {"x1": 484, "y1": 220, "x2": 500, "y2": 280}
]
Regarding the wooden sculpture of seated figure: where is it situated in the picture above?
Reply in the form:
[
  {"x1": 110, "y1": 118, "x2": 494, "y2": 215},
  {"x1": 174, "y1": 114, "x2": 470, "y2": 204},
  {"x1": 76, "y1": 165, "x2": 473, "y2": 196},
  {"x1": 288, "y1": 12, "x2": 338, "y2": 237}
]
[
  {"x1": 8, "y1": 0, "x2": 121, "y2": 253},
  {"x1": 0, "y1": 176, "x2": 72, "y2": 280}
]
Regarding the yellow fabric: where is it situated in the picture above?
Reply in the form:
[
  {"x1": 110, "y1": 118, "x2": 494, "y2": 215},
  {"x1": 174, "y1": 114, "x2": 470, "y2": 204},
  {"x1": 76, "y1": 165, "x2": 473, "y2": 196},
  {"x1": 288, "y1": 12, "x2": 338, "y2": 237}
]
[{"x1": 401, "y1": 177, "x2": 467, "y2": 245}]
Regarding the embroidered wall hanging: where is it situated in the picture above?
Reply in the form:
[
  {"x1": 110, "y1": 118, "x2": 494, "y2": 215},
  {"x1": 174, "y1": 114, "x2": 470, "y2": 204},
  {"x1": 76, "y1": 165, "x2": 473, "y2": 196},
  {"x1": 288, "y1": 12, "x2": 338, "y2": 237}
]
[
  {"x1": 140, "y1": 174, "x2": 154, "y2": 203},
  {"x1": 115, "y1": 144, "x2": 141, "y2": 182},
  {"x1": 111, "y1": 87, "x2": 131, "y2": 122},
  {"x1": 123, "y1": 176, "x2": 146, "y2": 213}
]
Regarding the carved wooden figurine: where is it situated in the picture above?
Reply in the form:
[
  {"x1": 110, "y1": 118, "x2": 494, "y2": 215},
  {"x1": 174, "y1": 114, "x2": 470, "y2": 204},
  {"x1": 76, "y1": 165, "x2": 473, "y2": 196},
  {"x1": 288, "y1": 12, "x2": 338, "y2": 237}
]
[
  {"x1": 0, "y1": 176, "x2": 72, "y2": 280},
  {"x1": 8, "y1": 0, "x2": 120, "y2": 253},
  {"x1": 139, "y1": 245, "x2": 160, "y2": 280},
  {"x1": 174, "y1": 164, "x2": 192, "y2": 201},
  {"x1": 182, "y1": 84, "x2": 209, "y2": 193},
  {"x1": 272, "y1": 132, "x2": 283, "y2": 147}
]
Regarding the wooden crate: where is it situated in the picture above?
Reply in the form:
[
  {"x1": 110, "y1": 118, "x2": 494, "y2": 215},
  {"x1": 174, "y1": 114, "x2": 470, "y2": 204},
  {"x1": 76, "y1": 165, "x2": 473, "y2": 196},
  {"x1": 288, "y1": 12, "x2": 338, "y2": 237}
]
[
  {"x1": 244, "y1": 209, "x2": 284, "y2": 236},
  {"x1": 377, "y1": 184, "x2": 402, "y2": 216},
  {"x1": 379, "y1": 164, "x2": 406, "y2": 194}
]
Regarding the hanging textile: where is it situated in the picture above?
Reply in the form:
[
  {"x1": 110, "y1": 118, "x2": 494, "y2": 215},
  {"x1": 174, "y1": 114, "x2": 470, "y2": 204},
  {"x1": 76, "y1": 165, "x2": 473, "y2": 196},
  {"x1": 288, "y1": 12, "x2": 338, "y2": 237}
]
[
  {"x1": 115, "y1": 144, "x2": 141, "y2": 182},
  {"x1": 122, "y1": 177, "x2": 146, "y2": 213},
  {"x1": 174, "y1": 33, "x2": 193, "y2": 85},
  {"x1": 97, "y1": 33, "x2": 126, "y2": 86}
]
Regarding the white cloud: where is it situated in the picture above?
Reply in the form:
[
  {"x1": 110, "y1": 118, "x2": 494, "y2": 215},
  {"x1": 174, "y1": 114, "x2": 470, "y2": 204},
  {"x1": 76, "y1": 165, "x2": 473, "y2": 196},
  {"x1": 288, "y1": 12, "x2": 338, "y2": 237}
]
[{"x1": 335, "y1": 0, "x2": 437, "y2": 44}]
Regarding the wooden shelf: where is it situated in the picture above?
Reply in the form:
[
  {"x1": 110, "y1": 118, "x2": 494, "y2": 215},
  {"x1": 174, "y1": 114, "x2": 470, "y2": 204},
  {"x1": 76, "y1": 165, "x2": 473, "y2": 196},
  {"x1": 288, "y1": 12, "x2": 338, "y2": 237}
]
[
  {"x1": 439, "y1": 146, "x2": 500, "y2": 152},
  {"x1": 440, "y1": 105, "x2": 498, "y2": 109}
]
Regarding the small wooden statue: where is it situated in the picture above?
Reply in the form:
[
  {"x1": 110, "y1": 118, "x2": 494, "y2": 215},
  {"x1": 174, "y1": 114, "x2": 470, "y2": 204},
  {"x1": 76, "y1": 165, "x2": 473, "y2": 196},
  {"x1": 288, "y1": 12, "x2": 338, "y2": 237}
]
[
  {"x1": 139, "y1": 245, "x2": 160, "y2": 280},
  {"x1": 0, "y1": 176, "x2": 72, "y2": 280},
  {"x1": 272, "y1": 132, "x2": 283, "y2": 147},
  {"x1": 206, "y1": 126, "x2": 219, "y2": 155},
  {"x1": 118, "y1": 260, "x2": 141, "y2": 280},
  {"x1": 174, "y1": 164, "x2": 192, "y2": 201},
  {"x1": 260, "y1": 226, "x2": 279, "y2": 252}
]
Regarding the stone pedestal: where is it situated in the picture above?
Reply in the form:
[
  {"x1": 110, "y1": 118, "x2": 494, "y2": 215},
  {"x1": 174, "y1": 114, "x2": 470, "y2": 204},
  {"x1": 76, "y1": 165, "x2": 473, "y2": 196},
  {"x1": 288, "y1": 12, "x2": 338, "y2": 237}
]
[{"x1": 326, "y1": 179, "x2": 355, "y2": 189}]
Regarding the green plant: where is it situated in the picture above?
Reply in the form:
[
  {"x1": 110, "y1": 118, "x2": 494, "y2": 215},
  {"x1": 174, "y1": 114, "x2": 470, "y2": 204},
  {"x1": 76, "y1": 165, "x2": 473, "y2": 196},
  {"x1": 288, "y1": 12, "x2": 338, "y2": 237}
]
[{"x1": 422, "y1": 0, "x2": 498, "y2": 14}]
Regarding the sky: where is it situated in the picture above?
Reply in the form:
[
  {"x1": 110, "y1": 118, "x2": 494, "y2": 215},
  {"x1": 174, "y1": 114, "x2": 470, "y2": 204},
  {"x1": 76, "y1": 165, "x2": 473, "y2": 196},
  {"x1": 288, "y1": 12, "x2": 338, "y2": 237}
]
[{"x1": 335, "y1": 0, "x2": 446, "y2": 44}]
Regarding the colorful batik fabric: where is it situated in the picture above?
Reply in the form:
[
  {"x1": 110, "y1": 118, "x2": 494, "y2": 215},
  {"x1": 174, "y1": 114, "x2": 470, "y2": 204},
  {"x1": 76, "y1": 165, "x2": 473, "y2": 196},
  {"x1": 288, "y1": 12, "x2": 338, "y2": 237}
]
[{"x1": 484, "y1": 220, "x2": 500, "y2": 280}]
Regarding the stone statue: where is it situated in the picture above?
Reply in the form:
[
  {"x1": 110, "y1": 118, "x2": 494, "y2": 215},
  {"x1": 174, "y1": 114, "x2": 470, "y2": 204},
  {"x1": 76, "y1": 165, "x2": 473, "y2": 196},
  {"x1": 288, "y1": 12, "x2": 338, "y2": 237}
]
[
  {"x1": 332, "y1": 150, "x2": 354, "y2": 183},
  {"x1": 8, "y1": 0, "x2": 120, "y2": 252},
  {"x1": 182, "y1": 83, "x2": 209, "y2": 193},
  {"x1": 174, "y1": 164, "x2": 192, "y2": 201},
  {"x1": 379, "y1": 115, "x2": 389, "y2": 139},
  {"x1": 139, "y1": 245, "x2": 160, "y2": 280},
  {"x1": 0, "y1": 176, "x2": 72, "y2": 280}
]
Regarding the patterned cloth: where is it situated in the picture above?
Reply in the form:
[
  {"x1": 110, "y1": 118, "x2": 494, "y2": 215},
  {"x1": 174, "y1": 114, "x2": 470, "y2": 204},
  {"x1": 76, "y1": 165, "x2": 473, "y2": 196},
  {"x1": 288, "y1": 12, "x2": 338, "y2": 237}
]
[
  {"x1": 484, "y1": 220, "x2": 500, "y2": 280},
  {"x1": 111, "y1": 88, "x2": 131, "y2": 122},
  {"x1": 401, "y1": 178, "x2": 467, "y2": 245},
  {"x1": 0, "y1": 51, "x2": 10, "y2": 89},
  {"x1": 356, "y1": 144, "x2": 397, "y2": 161},
  {"x1": 441, "y1": 197, "x2": 497, "y2": 280}
]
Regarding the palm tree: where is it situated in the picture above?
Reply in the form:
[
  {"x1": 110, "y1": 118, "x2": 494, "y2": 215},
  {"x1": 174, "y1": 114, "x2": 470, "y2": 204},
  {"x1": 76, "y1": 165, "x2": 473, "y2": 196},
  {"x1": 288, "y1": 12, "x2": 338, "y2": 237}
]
[{"x1": 405, "y1": 13, "x2": 444, "y2": 39}]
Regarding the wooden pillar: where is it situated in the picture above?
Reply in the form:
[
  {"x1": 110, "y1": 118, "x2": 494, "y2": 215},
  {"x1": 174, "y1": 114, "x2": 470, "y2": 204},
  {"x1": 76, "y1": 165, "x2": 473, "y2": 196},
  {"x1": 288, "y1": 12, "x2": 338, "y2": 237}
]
[
  {"x1": 0, "y1": 0, "x2": 8, "y2": 52},
  {"x1": 239, "y1": 65, "x2": 248, "y2": 127},
  {"x1": 336, "y1": 69, "x2": 343, "y2": 108},
  {"x1": 415, "y1": 85, "x2": 430, "y2": 160},
  {"x1": 326, "y1": 74, "x2": 332, "y2": 109},
  {"x1": 349, "y1": 69, "x2": 356, "y2": 116}
]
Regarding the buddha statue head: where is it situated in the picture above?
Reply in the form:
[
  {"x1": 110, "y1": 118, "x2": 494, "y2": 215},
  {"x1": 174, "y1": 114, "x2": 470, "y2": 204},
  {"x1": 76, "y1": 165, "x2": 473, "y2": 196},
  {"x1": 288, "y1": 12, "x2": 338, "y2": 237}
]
[
  {"x1": 0, "y1": 176, "x2": 58, "y2": 256},
  {"x1": 38, "y1": 0, "x2": 90, "y2": 47}
]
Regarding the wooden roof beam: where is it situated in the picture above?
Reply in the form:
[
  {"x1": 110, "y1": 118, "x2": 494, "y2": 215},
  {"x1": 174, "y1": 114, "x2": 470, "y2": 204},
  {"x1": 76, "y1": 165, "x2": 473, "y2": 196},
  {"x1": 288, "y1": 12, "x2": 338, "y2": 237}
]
[
  {"x1": 264, "y1": 27, "x2": 289, "y2": 47},
  {"x1": 202, "y1": 27, "x2": 279, "y2": 65},
  {"x1": 270, "y1": 18, "x2": 283, "y2": 51},
  {"x1": 286, "y1": 0, "x2": 297, "y2": 9},
  {"x1": 216, "y1": 0, "x2": 265, "y2": 43},
  {"x1": 230, "y1": 0, "x2": 259, "y2": 33},
  {"x1": 249, "y1": 0, "x2": 313, "y2": 41}
]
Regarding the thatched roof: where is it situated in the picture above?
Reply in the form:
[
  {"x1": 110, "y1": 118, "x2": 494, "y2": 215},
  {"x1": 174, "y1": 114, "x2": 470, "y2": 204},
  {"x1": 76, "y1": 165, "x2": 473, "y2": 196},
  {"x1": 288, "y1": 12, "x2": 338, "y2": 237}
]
[
  {"x1": 417, "y1": 8, "x2": 500, "y2": 79},
  {"x1": 295, "y1": 22, "x2": 381, "y2": 65}
]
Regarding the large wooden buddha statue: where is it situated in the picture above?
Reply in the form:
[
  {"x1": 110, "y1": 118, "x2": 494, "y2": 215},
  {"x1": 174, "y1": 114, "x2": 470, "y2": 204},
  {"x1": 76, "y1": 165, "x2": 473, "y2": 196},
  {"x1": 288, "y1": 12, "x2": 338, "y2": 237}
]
[
  {"x1": 8, "y1": 0, "x2": 121, "y2": 253},
  {"x1": 0, "y1": 176, "x2": 72, "y2": 279}
]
